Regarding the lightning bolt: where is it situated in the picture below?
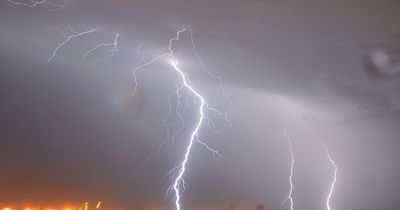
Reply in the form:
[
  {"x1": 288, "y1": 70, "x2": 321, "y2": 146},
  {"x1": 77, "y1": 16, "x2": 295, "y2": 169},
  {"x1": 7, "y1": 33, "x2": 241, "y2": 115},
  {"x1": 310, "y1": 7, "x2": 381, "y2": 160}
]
[
  {"x1": 83, "y1": 33, "x2": 119, "y2": 62},
  {"x1": 322, "y1": 144, "x2": 337, "y2": 210},
  {"x1": 280, "y1": 127, "x2": 295, "y2": 210},
  {"x1": 47, "y1": 23, "x2": 97, "y2": 63},
  {"x1": 132, "y1": 28, "x2": 230, "y2": 210},
  {"x1": 12, "y1": 1, "x2": 228, "y2": 205},
  {"x1": 6, "y1": 3, "x2": 341, "y2": 210},
  {"x1": 5, "y1": 0, "x2": 66, "y2": 11},
  {"x1": 168, "y1": 58, "x2": 207, "y2": 210},
  {"x1": 135, "y1": 42, "x2": 145, "y2": 64}
]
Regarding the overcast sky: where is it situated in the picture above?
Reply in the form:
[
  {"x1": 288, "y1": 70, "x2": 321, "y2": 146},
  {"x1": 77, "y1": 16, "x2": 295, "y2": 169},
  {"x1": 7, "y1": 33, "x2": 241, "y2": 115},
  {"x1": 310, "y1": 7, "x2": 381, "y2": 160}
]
[{"x1": 1, "y1": 0, "x2": 400, "y2": 210}]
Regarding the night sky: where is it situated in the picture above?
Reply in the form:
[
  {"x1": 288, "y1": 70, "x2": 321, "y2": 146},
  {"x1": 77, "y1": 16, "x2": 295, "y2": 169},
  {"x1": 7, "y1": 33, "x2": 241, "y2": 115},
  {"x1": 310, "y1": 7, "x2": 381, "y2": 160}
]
[{"x1": 1, "y1": 0, "x2": 400, "y2": 210}]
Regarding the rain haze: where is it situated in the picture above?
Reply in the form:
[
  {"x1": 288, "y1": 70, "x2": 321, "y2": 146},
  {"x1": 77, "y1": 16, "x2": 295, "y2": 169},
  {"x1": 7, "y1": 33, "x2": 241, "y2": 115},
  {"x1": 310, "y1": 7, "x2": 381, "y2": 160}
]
[{"x1": 1, "y1": 0, "x2": 400, "y2": 210}]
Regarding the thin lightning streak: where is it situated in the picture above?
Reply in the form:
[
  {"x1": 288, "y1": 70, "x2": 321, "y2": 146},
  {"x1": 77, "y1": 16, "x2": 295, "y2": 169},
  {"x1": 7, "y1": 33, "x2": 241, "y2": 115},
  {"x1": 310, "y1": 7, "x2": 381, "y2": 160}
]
[
  {"x1": 47, "y1": 23, "x2": 97, "y2": 63},
  {"x1": 189, "y1": 29, "x2": 236, "y2": 115},
  {"x1": 136, "y1": 42, "x2": 143, "y2": 55},
  {"x1": 195, "y1": 136, "x2": 224, "y2": 158},
  {"x1": 136, "y1": 42, "x2": 145, "y2": 62},
  {"x1": 83, "y1": 33, "x2": 120, "y2": 62},
  {"x1": 142, "y1": 78, "x2": 185, "y2": 166},
  {"x1": 281, "y1": 127, "x2": 295, "y2": 210},
  {"x1": 322, "y1": 143, "x2": 338, "y2": 210},
  {"x1": 132, "y1": 28, "x2": 226, "y2": 210},
  {"x1": 5, "y1": 0, "x2": 46, "y2": 7},
  {"x1": 132, "y1": 53, "x2": 169, "y2": 97},
  {"x1": 5, "y1": 0, "x2": 66, "y2": 11},
  {"x1": 170, "y1": 78, "x2": 185, "y2": 146}
]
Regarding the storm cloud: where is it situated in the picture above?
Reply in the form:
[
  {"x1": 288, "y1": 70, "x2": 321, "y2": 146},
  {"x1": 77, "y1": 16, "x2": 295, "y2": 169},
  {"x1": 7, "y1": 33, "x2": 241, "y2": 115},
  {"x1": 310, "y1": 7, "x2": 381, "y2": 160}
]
[{"x1": 1, "y1": 0, "x2": 400, "y2": 209}]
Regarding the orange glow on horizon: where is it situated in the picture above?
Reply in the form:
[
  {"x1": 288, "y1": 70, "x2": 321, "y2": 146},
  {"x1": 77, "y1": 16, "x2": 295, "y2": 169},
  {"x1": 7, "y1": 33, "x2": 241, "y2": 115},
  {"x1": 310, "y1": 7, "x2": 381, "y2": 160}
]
[{"x1": 1, "y1": 201, "x2": 103, "y2": 210}]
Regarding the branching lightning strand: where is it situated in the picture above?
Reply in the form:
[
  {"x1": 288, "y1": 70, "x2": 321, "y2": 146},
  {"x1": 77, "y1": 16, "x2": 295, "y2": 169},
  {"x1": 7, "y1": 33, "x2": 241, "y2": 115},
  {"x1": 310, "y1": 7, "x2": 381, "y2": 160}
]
[
  {"x1": 322, "y1": 143, "x2": 338, "y2": 210},
  {"x1": 47, "y1": 23, "x2": 97, "y2": 63},
  {"x1": 132, "y1": 28, "x2": 227, "y2": 210},
  {"x1": 281, "y1": 127, "x2": 295, "y2": 210},
  {"x1": 83, "y1": 33, "x2": 120, "y2": 62},
  {"x1": 5, "y1": 0, "x2": 66, "y2": 11}
]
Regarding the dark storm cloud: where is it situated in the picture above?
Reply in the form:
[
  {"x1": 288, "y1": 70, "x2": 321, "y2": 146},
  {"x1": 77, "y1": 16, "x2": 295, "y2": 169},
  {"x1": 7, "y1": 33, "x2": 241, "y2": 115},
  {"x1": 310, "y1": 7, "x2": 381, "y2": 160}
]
[{"x1": 1, "y1": 0, "x2": 400, "y2": 210}]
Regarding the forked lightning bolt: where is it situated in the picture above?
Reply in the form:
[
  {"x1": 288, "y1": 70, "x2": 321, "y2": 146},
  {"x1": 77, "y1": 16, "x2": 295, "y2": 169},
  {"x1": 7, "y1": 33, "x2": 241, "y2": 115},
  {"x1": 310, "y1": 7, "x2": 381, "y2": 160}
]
[
  {"x1": 168, "y1": 58, "x2": 206, "y2": 210},
  {"x1": 47, "y1": 23, "x2": 97, "y2": 63},
  {"x1": 281, "y1": 127, "x2": 295, "y2": 210},
  {"x1": 5, "y1": 0, "x2": 66, "y2": 11},
  {"x1": 46, "y1": 25, "x2": 228, "y2": 210},
  {"x1": 132, "y1": 28, "x2": 230, "y2": 210},
  {"x1": 322, "y1": 144, "x2": 338, "y2": 210},
  {"x1": 4, "y1": 2, "x2": 344, "y2": 210}
]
